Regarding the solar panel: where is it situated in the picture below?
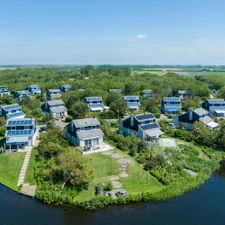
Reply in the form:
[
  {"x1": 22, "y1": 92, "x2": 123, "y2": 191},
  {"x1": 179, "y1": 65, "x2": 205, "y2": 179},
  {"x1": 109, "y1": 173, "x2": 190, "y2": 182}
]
[
  {"x1": 208, "y1": 99, "x2": 225, "y2": 104},
  {"x1": 163, "y1": 97, "x2": 181, "y2": 102},
  {"x1": 7, "y1": 129, "x2": 34, "y2": 136},
  {"x1": 85, "y1": 97, "x2": 102, "y2": 102},
  {"x1": 7, "y1": 118, "x2": 33, "y2": 126},
  {"x1": 7, "y1": 111, "x2": 25, "y2": 118},
  {"x1": 135, "y1": 113, "x2": 154, "y2": 121},
  {"x1": 124, "y1": 96, "x2": 139, "y2": 101},
  {"x1": 2, "y1": 104, "x2": 21, "y2": 111}
]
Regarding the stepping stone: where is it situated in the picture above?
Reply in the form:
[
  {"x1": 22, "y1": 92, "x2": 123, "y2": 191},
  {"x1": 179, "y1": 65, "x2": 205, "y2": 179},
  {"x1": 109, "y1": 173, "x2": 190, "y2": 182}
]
[
  {"x1": 112, "y1": 154, "x2": 123, "y2": 159},
  {"x1": 111, "y1": 181, "x2": 122, "y2": 189},
  {"x1": 119, "y1": 172, "x2": 129, "y2": 178},
  {"x1": 117, "y1": 158, "x2": 130, "y2": 165},
  {"x1": 108, "y1": 175, "x2": 120, "y2": 181}
]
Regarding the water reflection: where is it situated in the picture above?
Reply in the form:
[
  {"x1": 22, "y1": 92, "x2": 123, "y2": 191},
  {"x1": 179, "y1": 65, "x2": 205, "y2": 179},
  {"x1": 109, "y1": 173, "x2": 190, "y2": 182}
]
[{"x1": 1, "y1": 171, "x2": 225, "y2": 225}]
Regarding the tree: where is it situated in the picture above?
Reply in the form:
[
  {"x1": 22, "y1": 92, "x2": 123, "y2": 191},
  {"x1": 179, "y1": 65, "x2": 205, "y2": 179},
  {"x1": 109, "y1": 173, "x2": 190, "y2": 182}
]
[
  {"x1": 69, "y1": 101, "x2": 88, "y2": 119},
  {"x1": 109, "y1": 96, "x2": 127, "y2": 117},
  {"x1": 124, "y1": 82, "x2": 137, "y2": 95},
  {"x1": 57, "y1": 150, "x2": 94, "y2": 190}
]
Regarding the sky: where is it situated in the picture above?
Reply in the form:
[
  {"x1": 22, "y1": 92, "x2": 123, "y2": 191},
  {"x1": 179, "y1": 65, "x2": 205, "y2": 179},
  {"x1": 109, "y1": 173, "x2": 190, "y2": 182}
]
[{"x1": 0, "y1": 0, "x2": 225, "y2": 65}]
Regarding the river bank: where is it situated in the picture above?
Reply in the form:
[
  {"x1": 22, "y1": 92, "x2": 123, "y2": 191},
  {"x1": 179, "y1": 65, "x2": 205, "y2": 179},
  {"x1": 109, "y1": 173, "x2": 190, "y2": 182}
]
[{"x1": 1, "y1": 169, "x2": 225, "y2": 225}]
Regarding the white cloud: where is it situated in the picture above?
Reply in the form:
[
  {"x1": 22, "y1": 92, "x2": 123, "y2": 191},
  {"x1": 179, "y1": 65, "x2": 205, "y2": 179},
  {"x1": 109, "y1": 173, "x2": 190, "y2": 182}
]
[{"x1": 136, "y1": 34, "x2": 148, "y2": 40}]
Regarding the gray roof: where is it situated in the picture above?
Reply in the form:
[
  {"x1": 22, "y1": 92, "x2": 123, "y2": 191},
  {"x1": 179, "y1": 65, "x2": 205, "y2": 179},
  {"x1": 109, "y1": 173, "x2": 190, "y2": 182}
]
[
  {"x1": 143, "y1": 128, "x2": 164, "y2": 137},
  {"x1": 16, "y1": 90, "x2": 31, "y2": 95},
  {"x1": 50, "y1": 106, "x2": 68, "y2": 113},
  {"x1": 28, "y1": 84, "x2": 40, "y2": 89},
  {"x1": 200, "y1": 116, "x2": 213, "y2": 125},
  {"x1": 73, "y1": 118, "x2": 100, "y2": 128},
  {"x1": 77, "y1": 129, "x2": 103, "y2": 140},
  {"x1": 193, "y1": 107, "x2": 208, "y2": 116},
  {"x1": 178, "y1": 90, "x2": 187, "y2": 94},
  {"x1": 47, "y1": 99, "x2": 65, "y2": 107},
  {"x1": 48, "y1": 89, "x2": 61, "y2": 93}
]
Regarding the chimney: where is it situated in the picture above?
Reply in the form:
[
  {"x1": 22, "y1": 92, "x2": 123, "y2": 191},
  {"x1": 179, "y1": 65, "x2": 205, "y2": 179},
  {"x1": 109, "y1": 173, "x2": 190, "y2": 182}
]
[
  {"x1": 130, "y1": 115, "x2": 134, "y2": 127},
  {"x1": 189, "y1": 111, "x2": 193, "y2": 121}
]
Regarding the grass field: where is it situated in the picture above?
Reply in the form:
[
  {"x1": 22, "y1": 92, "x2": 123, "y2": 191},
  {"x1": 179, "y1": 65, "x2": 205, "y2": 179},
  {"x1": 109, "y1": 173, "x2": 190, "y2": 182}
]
[
  {"x1": 74, "y1": 150, "x2": 164, "y2": 203},
  {"x1": 74, "y1": 153, "x2": 120, "y2": 203},
  {"x1": 132, "y1": 70, "x2": 167, "y2": 76},
  {"x1": 0, "y1": 152, "x2": 25, "y2": 190},
  {"x1": 25, "y1": 149, "x2": 37, "y2": 185},
  {"x1": 117, "y1": 150, "x2": 164, "y2": 193}
]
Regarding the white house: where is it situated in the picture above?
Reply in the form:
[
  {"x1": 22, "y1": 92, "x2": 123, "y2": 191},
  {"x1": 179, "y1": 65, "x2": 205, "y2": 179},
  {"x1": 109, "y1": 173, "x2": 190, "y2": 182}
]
[
  {"x1": 124, "y1": 96, "x2": 141, "y2": 111},
  {"x1": 65, "y1": 118, "x2": 106, "y2": 153},
  {"x1": 47, "y1": 89, "x2": 62, "y2": 100},
  {"x1": 0, "y1": 86, "x2": 10, "y2": 97},
  {"x1": 44, "y1": 99, "x2": 68, "y2": 121},
  {"x1": 84, "y1": 97, "x2": 104, "y2": 112},
  {"x1": 27, "y1": 85, "x2": 41, "y2": 95},
  {"x1": 1, "y1": 104, "x2": 26, "y2": 119},
  {"x1": 3, "y1": 118, "x2": 38, "y2": 153}
]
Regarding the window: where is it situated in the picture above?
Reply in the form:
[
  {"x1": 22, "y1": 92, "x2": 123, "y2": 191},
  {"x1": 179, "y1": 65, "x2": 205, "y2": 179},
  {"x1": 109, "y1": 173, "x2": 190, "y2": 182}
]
[
  {"x1": 84, "y1": 139, "x2": 92, "y2": 148},
  {"x1": 93, "y1": 138, "x2": 99, "y2": 146}
]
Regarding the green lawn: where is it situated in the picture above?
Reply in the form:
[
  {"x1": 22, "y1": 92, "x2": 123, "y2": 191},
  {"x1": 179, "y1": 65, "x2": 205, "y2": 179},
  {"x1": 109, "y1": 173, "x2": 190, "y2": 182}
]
[
  {"x1": 0, "y1": 152, "x2": 25, "y2": 190},
  {"x1": 132, "y1": 70, "x2": 167, "y2": 76},
  {"x1": 117, "y1": 150, "x2": 164, "y2": 194},
  {"x1": 25, "y1": 149, "x2": 37, "y2": 185},
  {"x1": 74, "y1": 153, "x2": 120, "y2": 203},
  {"x1": 75, "y1": 151, "x2": 164, "y2": 203}
]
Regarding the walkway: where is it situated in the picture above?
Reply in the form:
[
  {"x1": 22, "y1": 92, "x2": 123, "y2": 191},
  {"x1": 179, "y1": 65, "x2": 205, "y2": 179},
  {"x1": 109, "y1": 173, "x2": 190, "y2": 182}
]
[
  {"x1": 17, "y1": 148, "x2": 32, "y2": 187},
  {"x1": 102, "y1": 151, "x2": 130, "y2": 197}
]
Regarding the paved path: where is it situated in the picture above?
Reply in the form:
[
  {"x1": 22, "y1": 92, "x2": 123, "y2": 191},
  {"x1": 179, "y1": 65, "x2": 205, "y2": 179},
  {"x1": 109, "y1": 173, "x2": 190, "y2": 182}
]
[
  {"x1": 17, "y1": 148, "x2": 32, "y2": 187},
  {"x1": 21, "y1": 183, "x2": 37, "y2": 197}
]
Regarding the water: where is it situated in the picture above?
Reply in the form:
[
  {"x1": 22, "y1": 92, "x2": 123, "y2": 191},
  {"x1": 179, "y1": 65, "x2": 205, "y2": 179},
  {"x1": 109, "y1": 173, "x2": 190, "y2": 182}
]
[{"x1": 1, "y1": 172, "x2": 225, "y2": 225}]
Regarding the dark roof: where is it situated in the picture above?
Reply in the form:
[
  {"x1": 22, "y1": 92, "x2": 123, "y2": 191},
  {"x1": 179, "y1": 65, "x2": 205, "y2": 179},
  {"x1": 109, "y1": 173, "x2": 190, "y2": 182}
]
[{"x1": 135, "y1": 113, "x2": 155, "y2": 121}]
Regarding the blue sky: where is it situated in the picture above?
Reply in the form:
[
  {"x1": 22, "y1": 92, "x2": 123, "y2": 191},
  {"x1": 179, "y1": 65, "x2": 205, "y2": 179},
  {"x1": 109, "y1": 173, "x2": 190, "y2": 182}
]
[{"x1": 0, "y1": 0, "x2": 225, "y2": 65}]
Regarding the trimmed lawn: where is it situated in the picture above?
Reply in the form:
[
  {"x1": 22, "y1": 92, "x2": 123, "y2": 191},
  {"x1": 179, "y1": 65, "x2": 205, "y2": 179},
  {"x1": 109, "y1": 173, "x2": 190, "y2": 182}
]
[
  {"x1": 25, "y1": 149, "x2": 37, "y2": 185},
  {"x1": 74, "y1": 153, "x2": 120, "y2": 203},
  {"x1": 0, "y1": 152, "x2": 25, "y2": 190},
  {"x1": 75, "y1": 151, "x2": 164, "y2": 203},
  {"x1": 117, "y1": 150, "x2": 164, "y2": 194}
]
